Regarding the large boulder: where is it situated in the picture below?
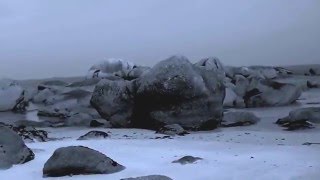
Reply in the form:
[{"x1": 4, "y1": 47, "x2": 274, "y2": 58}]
[
  {"x1": 43, "y1": 146, "x2": 125, "y2": 177},
  {"x1": 0, "y1": 125, "x2": 35, "y2": 169},
  {"x1": 133, "y1": 56, "x2": 225, "y2": 130},
  {"x1": 0, "y1": 80, "x2": 28, "y2": 112}
]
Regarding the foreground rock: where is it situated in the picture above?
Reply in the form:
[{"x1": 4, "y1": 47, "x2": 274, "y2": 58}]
[
  {"x1": 156, "y1": 124, "x2": 189, "y2": 136},
  {"x1": 222, "y1": 112, "x2": 260, "y2": 127},
  {"x1": 43, "y1": 146, "x2": 125, "y2": 177},
  {"x1": 0, "y1": 125, "x2": 35, "y2": 169},
  {"x1": 172, "y1": 156, "x2": 203, "y2": 165},
  {"x1": 276, "y1": 107, "x2": 320, "y2": 130},
  {"x1": 91, "y1": 56, "x2": 225, "y2": 130},
  {"x1": 121, "y1": 175, "x2": 173, "y2": 180},
  {"x1": 0, "y1": 80, "x2": 28, "y2": 112},
  {"x1": 77, "y1": 131, "x2": 109, "y2": 140}
]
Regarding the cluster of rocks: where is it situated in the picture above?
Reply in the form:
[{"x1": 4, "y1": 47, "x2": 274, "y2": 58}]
[
  {"x1": 0, "y1": 122, "x2": 50, "y2": 142},
  {"x1": 91, "y1": 55, "x2": 226, "y2": 131}
]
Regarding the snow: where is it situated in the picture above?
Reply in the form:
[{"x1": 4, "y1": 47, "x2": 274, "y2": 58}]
[{"x1": 0, "y1": 86, "x2": 320, "y2": 180}]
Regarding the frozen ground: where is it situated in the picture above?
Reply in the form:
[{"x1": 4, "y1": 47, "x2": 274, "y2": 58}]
[{"x1": 0, "y1": 90, "x2": 320, "y2": 180}]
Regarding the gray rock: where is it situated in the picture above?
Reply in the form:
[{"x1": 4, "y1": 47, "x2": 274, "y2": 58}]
[
  {"x1": 172, "y1": 156, "x2": 203, "y2": 165},
  {"x1": 276, "y1": 107, "x2": 320, "y2": 130},
  {"x1": 91, "y1": 79, "x2": 134, "y2": 128},
  {"x1": 121, "y1": 175, "x2": 173, "y2": 180},
  {"x1": 77, "y1": 131, "x2": 109, "y2": 140},
  {"x1": 156, "y1": 124, "x2": 189, "y2": 136},
  {"x1": 0, "y1": 125, "x2": 35, "y2": 169},
  {"x1": 43, "y1": 146, "x2": 125, "y2": 177},
  {"x1": 222, "y1": 112, "x2": 260, "y2": 127}
]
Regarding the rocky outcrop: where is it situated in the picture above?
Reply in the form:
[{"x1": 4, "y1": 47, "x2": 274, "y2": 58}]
[
  {"x1": 0, "y1": 125, "x2": 35, "y2": 169},
  {"x1": 43, "y1": 146, "x2": 125, "y2": 177},
  {"x1": 91, "y1": 55, "x2": 225, "y2": 131}
]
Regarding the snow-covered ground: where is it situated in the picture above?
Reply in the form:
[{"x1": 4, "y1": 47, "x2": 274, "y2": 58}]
[{"x1": 0, "y1": 90, "x2": 320, "y2": 180}]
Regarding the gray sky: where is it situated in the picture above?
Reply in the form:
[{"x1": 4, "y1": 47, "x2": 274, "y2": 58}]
[{"x1": 0, "y1": 0, "x2": 320, "y2": 79}]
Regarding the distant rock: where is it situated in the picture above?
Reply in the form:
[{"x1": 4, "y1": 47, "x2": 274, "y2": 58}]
[
  {"x1": 276, "y1": 107, "x2": 320, "y2": 130},
  {"x1": 40, "y1": 80, "x2": 69, "y2": 87},
  {"x1": 156, "y1": 124, "x2": 189, "y2": 136},
  {"x1": 172, "y1": 156, "x2": 203, "y2": 165},
  {"x1": 77, "y1": 131, "x2": 109, "y2": 140},
  {"x1": 43, "y1": 146, "x2": 125, "y2": 177},
  {"x1": 284, "y1": 65, "x2": 320, "y2": 76},
  {"x1": 86, "y1": 59, "x2": 136, "y2": 79},
  {"x1": 222, "y1": 112, "x2": 260, "y2": 127},
  {"x1": 0, "y1": 125, "x2": 35, "y2": 169},
  {"x1": 121, "y1": 175, "x2": 173, "y2": 180}
]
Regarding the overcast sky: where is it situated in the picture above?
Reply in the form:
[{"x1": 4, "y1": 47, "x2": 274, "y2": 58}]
[{"x1": 0, "y1": 0, "x2": 319, "y2": 79}]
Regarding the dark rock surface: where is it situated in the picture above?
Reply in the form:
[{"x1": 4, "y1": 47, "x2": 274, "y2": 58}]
[{"x1": 43, "y1": 146, "x2": 125, "y2": 177}]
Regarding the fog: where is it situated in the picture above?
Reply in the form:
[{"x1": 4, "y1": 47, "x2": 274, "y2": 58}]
[{"x1": 0, "y1": 0, "x2": 319, "y2": 79}]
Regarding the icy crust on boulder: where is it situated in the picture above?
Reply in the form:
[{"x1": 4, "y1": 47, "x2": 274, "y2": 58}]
[
  {"x1": 0, "y1": 80, "x2": 27, "y2": 112},
  {"x1": 91, "y1": 55, "x2": 225, "y2": 130}
]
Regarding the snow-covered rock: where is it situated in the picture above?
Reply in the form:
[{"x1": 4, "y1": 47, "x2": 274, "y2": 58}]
[
  {"x1": 0, "y1": 80, "x2": 27, "y2": 112},
  {"x1": 86, "y1": 58, "x2": 136, "y2": 79},
  {"x1": 276, "y1": 107, "x2": 320, "y2": 130},
  {"x1": 195, "y1": 57, "x2": 225, "y2": 78},
  {"x1": 0, "y1": 125, "x2": 34, "y2": 169},
  {"x1": 222, "y1": 112, "x2": 260, "y2": 127},
  {"x1": 43, "y1": 146, "x2": 125, "y2": 177},
  {"x1": 284, "y1": 64, "x2": 320, "y2": 76},
  {"x1": 244, "y1": 78, "x2": 301, "y2": 107}
]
